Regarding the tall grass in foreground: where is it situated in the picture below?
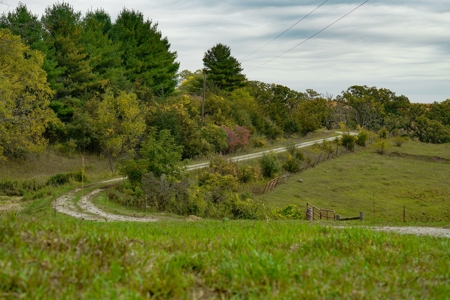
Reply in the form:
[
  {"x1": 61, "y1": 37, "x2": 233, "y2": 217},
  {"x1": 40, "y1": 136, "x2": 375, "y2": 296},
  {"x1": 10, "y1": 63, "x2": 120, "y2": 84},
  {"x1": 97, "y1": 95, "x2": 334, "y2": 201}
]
[{"x1": 1, "y1": 214, "x2": 449, "y2": 299}]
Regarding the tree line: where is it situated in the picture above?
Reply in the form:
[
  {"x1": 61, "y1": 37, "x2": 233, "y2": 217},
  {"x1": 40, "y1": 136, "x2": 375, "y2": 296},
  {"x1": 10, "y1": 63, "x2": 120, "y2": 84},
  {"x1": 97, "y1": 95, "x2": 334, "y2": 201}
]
[{"x1": 1, "y1": 2, "x2": 449, "y2": 164}]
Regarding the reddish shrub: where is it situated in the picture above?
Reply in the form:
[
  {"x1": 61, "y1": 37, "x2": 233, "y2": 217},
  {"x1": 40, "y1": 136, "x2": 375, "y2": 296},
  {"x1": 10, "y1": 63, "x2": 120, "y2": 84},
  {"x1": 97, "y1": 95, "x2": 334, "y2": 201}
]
[{"x1": 222, "y1": 125, "x2": 251, "y2": 153}]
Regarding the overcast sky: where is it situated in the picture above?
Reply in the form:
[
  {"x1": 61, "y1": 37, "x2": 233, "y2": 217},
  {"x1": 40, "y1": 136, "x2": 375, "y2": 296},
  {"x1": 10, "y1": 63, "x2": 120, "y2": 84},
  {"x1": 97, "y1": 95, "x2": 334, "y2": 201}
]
[{"x1": 2, "y1": 0, "x2": 449, "y2": 103}]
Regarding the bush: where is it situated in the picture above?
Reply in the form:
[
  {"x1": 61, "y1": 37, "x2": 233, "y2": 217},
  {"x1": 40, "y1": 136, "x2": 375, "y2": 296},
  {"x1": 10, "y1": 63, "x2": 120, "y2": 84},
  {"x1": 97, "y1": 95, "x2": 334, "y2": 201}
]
[
  {"x1": 393, "y1": 136, "x2": 408, "y2": 147},
  {"x1": 378, "y1": 127, "x2": 389, "y2": 139},
  {"x1": 198, "y1": 172, "x2": 239, "y2": 205},
  {"x1": 225, "y1": 194, "x2": 268, "y2": 220},
  {"x1": 356, "y1": 130, "x2": 369, "y2": 147},
  {"x1": 222, "y1": 125, "x2": 251, "y2": 153},
  {"x1": 374, "y1": 139, "x2": 389, "y2": 155},
  {"x1": 47, "y1": 171, "x2": 86, "y2": 186},
  {"x1": 259, "y1": 151, "x2": 281, "y2": 178},
  {"x1": 262, "y1": 118, "x2": 283, "y2": 140},
  {"x1": 209, "y1": 156, "x2": 238, "y2": 177},
  {"x1": 237, "y1": 165, "x2": 260, "y2": 183},
  {"x1": 1, "y1": 180, "x2": 21, "y2": 196},
  {"x1": 200, "y1": 124, "x2": 228, "y2": 154},
  {"x1": 282, "y1": 154, "x2": 301, "y2": 173},
  {"x1": 286, "y1": 144, "x2": 304, "y2": 161},
  {"x1": 340, "y1": 134, "x2": 355, "y2": 151},
  {"x1": 275, "y1": 204, "x2": 304, "y2": 220},
  {"x1": 250, "y1": 136, "x2": 267, "y2": 148}
]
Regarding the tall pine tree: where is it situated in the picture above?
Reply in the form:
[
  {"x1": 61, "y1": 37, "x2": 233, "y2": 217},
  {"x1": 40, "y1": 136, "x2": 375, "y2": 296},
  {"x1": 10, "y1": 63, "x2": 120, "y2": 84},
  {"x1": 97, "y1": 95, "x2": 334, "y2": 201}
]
[
  {"x1": 203, "y1": 43, "x2": 247, "y2": 92},
  {"x1": 41, "y1": 2, "x2": 100, "y2": 99},
  {"x1": 82, "y1": 9, "x2": 126, "y2": 93},
  {"x1": 111, "y1": 9, "x2": 179, "y2": 98}
]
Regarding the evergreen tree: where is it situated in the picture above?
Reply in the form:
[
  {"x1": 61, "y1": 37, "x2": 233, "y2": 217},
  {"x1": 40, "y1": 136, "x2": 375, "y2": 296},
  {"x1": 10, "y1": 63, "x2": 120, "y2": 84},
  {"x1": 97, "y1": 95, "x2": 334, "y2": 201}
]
[
  {"x1": 111, "y1": 9, "x2": 179, "y2": 97},
  {"x1": 203, "y1": 43, "x2": 247, "y2": 92},
  {"x1": 0, "y1": 3, "x2": 63, "y2": 93},
  {"x1": 41, "y1": 2, "x2": 100, "y2": 99},
  {"x1": 0, "y1": 3, "x2": 43, "y2": 48},
  {"x1": 82, "y1": 9, "x2": 127, "y2": 93}
]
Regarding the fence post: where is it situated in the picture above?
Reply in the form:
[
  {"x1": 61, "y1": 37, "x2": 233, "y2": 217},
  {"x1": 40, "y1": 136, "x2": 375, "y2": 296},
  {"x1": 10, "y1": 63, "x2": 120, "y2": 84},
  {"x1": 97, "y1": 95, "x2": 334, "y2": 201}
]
[
  {"x1": 306, "y1": 208, "x2": 313, "y2": 221},
  {"x1": 403, "y1": 205, "x2": 406, "y2": 223},
  {"x1": 336, "y1": 214, "x2": 341, "y2": 221},
  {"x1": 360, "y1": 212, "x2": 364, "y2": 221}
]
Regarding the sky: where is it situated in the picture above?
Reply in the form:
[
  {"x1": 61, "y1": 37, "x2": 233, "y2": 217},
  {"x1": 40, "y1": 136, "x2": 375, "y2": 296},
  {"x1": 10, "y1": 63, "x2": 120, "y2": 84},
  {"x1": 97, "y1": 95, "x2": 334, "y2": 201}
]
[{"x1": 2, "y1": 0, "x2": 450, "y2": 103}]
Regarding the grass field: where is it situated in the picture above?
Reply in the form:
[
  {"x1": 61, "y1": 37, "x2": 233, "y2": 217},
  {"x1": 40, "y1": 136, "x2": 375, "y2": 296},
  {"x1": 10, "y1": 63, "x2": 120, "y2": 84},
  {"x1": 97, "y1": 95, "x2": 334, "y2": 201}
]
[
  {"x1": 258, "y1": 140, "x2": 450, "y2": 224},
  {"x1": 1, "y1": 137, "x2": 450, "y2": 299},
  {"x1": 1, "y1": 213, "x2": 449, "y2": 299}
]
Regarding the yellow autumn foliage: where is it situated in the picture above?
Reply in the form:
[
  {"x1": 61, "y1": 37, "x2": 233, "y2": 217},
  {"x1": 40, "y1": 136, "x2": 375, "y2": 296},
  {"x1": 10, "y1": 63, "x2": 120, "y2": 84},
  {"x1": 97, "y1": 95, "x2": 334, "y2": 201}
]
[
  {"x1": 0, "y1": 29, "x2": 58, "y2": 160},
  {"x1": 96, "y1": 90, "x2": 146, "y2": 161}
]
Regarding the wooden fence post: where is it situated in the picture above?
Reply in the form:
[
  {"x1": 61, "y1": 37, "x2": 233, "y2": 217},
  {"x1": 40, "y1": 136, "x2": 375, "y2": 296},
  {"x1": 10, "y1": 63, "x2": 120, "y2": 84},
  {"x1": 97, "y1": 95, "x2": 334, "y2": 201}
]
[
  {"x1": 360, "y1": 212, "x2": 364, "y2": 221},
  {"x1": 306, "y1": 208, "x2": 313, "y2": 221},
  {"x1": 403, "y1": 205, "x2": 406, "y2": 223},
  {"x1": 336, "y1": 214, "x2": 341, "y2": 221}
]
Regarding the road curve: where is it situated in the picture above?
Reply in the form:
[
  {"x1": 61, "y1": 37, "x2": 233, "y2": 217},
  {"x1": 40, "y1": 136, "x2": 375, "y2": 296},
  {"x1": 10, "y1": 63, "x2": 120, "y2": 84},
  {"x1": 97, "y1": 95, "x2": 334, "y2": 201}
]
[
  {"x1": 186, "y1": 134, "x2": 347, "y2": 171},
  {"x1": 54, "y1": 134, "x2": 348, "y2": 220},
  {"x1": 51, "y1": 133, "x2": 450, "y2": 238},
  {"x1": 53, "y1": 178, "x2": 157, "y2": 222}
]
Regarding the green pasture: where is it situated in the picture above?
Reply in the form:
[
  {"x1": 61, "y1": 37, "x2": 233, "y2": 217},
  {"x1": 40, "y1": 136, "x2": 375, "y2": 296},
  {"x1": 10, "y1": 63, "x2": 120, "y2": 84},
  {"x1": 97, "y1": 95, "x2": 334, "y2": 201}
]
[{"x1": 259, "y1": 140, "x2": 450, "y2": 224}]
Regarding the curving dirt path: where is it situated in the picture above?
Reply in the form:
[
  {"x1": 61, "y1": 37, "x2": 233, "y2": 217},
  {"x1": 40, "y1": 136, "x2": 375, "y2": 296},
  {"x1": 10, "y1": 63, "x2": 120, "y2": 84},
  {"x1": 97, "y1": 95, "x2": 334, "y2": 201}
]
[
  {"x1": 53, "y1": 178, "x2": 157, "y2": 222},
  {"x1": 52, "y1": 136, "x2": 348, "y2": 222},
  {"x1": 49, "y1": 134, "x2": 450, "y2": 237},
  {"x1": 52, "y1": 178, "x2": 450, "y2": 238}
]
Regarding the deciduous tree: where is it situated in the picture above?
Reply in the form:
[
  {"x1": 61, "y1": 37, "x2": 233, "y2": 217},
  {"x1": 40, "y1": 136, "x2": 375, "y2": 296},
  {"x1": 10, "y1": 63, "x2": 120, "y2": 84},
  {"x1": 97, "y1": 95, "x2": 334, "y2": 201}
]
[
  {"x1": 0, "y1": 29, "x2": 58, "y2": 159},
  {"x1": 0, "y1": 3, "x2": 63, "y2": 92},
  {"x1": 96, "y1": 90, "x2": 146, "y2": 171}
]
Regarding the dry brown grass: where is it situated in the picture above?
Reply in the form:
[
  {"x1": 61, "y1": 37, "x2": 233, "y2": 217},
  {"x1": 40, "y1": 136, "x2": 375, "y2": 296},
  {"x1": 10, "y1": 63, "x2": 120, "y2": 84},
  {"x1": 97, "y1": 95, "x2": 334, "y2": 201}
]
[{"x1": 0, "y1": 150, "x2": 113, "y2": 181}]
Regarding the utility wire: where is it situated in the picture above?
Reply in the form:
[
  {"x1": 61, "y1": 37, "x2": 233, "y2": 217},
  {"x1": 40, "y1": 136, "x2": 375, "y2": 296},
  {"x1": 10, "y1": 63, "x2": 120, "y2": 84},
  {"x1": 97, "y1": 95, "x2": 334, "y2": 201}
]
[
  {"x1": 241, "y1": 0, "x2": 329, "y2": 61},
  {"x1": 247, "y1": 0, "x2": 370, "y2": 73}
]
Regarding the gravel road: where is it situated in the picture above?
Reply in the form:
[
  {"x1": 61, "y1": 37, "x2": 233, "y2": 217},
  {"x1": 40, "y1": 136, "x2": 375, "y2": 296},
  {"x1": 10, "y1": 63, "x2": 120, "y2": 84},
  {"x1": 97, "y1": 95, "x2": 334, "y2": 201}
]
[
  {"x1": 49, "y1": 134, "x2": 449, "y2": 237},
  {"x1": 53, "y1": 178, "x2": 157, "y2": 222}
]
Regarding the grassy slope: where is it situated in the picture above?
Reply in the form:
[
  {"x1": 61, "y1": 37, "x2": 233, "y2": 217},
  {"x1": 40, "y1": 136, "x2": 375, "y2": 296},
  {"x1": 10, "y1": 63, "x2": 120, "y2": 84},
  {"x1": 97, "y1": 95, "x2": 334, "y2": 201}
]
[
  {"x1": 258, "y1": 140, "x2": 450, "y2": 223},
  {"x1": 0, "y1": 130, "x2": 337, "y2": 182},
  {"x1": 1, "y1": 139, "x2": 450, "y2": 298},
  {"x1": 1, "y1": 214, "x2": 449, "y2": 299},
  {"x1": 0, "y1": 150, "x2": 113, "y2": 181}
]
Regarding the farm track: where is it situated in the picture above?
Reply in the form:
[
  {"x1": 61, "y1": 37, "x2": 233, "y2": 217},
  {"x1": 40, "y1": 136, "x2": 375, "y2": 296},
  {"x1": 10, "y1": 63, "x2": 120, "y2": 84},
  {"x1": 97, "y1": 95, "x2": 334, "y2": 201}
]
[
  {"x1": 53, "y1": 135, "x2": 347, "y2": 221},
  {"x1": 53, "y1": 178, "x2": 157, "y2": 222},
  {"x1": 51, "y1": 134, "x2": 450, "y2": 238},
  {"x1": 52, "y1": 179, "x2": 450, "y2": 237}
]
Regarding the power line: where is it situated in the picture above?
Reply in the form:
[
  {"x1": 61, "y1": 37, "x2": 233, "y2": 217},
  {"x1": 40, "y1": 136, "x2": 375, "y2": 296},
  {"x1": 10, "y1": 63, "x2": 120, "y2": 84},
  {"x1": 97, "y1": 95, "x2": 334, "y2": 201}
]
[
  {"x1": 247, "y1": 0, "x2": 370, "y2": 73},
  {"x1": 241, "y1": 0, "x2": 329, "y2": 61}
]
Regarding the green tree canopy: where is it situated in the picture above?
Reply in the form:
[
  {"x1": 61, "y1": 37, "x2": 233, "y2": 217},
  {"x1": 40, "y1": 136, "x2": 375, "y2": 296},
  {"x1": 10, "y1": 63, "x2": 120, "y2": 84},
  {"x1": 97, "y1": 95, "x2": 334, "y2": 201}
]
[
  {"x1": 119, "y1": 128, "x2": 184, "y2": 184},
  {"x1": 0, "y1": 29, "x2": 58, "y2": 159},
  {"x1": 427, "y1": 99, "x2": 450, "y2": 126},
  {"x1": 81, "y1": 9, "x2": 125, "y2": 92},
  {"x1": 41, "y1": 2, "x2": 100, "y2": 98},
  {"x1": 0, "y1": 2, "x2": 44, "y2": 48},
  {"x1": 0, "y1": 3, "x2": 63, "y2": 92},
  {"x1": 337, "y1": 85, "x2": 411, "y2": 130},
  {"x1": 95, "y1": 90, "x2": 146, "y2": 171},
  {"x1": 111, "y1": 9, "x2": 179, "y2": 97},
  {"x1": 203, "y1": 43, "x2": 247, "y2": 92}
]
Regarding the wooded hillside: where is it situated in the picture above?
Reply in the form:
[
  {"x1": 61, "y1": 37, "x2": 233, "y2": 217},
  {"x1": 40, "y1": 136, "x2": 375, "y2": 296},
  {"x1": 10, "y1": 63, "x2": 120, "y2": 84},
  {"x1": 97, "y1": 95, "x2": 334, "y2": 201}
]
[{"x1": 1, "y1": 3, "x2": 449, "y2": 163}]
